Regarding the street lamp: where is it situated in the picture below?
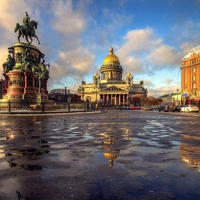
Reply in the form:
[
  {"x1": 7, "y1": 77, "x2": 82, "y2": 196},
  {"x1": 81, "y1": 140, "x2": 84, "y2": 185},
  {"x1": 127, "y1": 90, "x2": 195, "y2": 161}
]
[
  {"x1": 82, "y1": 87, "x2": 84, "y2": 102},
  {"x1": 96, "y1": 79, "x2": 97, "y2": 104}
]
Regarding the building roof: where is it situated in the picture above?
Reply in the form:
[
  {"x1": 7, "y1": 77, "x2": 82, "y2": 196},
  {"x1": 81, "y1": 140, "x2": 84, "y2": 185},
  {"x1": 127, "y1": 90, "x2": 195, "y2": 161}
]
[
  {"x1": 183, "y1": 45, "x2": 200, "y2": 59},
  {"x1": 159, "y1": 94, "x2": 171, "y2": 98}
]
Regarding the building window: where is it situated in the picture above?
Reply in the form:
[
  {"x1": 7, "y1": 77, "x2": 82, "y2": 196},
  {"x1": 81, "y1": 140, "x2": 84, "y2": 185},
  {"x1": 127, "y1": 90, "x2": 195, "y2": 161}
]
[
  {"x1": 193, "y1": 83, "x2": 196, "y2": 89},
  {"x1": 193, "y1": 68, "x2": 196, "y2": 73},
  {"x1": 193, "y1": 76, "x2": 196, "y2": 81}
]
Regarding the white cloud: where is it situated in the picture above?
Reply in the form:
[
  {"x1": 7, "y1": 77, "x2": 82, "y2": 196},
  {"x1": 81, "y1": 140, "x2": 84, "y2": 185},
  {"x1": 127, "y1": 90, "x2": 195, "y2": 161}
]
[
  {"x1": 117, "y1": 27, "x2": 162, "y2": 57},
  {"x1": 116, "y1": 27, "x2": 183, "y2": 75},
  {"x1": 121, "y1": 56, "x2": 144, "y2": 75},
  {"x1": 0, "y1": 0, "x2": 29, "y2": 32},
  {"x1": 50, "y1": 47, "x2": 95, "y2": 80},
  {"x1": 148, "y1": 86, "x2": 180, "y2": 97},
  {"x1": 51, "y1": 0, "x2": 85, "y2": 36},
  {"x1": 49, "y1": 0, "x2": 95, "y2": 87},
  {"x1": 146, "y1": 45, "x2": 181, "y2": 68},
  {"x1": 143, "y1": 79, "x2": 155, "y2": 88}
]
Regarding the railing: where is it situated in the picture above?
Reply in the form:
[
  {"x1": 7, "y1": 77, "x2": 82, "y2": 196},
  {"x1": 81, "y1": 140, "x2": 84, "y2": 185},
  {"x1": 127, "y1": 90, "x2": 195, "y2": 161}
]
[{"x1": 0, "y1": 101, "x2": 97, "y2": 114}]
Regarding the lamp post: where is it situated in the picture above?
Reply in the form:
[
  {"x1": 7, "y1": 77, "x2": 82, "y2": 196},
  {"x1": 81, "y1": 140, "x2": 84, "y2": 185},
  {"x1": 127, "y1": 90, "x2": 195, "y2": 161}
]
[
  {"x1": 96, "y1": 80, "x2": 97, "y2": 104},
  {"x1": 64, "y1": 87, "x2": 67, "y2": 102},
  {"x1": 82, "y1": 87, "x2": 84, "y2": 102}
]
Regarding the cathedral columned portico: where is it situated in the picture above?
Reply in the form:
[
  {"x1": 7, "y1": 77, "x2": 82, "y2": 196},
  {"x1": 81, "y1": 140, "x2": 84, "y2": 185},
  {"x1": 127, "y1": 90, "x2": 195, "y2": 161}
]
[
  {"x1": 100, "y1": 94, "x2": 128, "y2": 106},
  {"x1": 77, "y1": 47, "x2": 147, "y2": 106}
]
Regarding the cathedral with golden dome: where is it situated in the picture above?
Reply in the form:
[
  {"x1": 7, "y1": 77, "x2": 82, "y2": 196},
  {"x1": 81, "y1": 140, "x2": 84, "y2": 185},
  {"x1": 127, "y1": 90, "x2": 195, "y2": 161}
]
[{"x1": 77, "y1": 47, "x2": 147, "y2": 106}]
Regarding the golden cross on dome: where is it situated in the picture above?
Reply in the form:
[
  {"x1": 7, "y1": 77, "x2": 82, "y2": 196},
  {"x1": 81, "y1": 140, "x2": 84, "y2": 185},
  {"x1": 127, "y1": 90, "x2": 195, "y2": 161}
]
[{"x1": 109, "y1": 46, "x2": 113, "y2": 55}]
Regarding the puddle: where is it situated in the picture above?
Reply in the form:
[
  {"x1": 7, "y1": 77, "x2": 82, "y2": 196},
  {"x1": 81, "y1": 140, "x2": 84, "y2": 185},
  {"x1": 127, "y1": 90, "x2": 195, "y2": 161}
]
[
  {"x1": 0, "y1": 161, "x2": 9, "y2": 170},
  {"x1": 0, "y1": 111, "x2": 200, "y2": 199}
]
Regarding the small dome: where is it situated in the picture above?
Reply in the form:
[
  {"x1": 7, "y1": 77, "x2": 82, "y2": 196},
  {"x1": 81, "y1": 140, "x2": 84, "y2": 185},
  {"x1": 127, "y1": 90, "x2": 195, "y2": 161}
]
[{"x1": 102, "y1": 46, "x2": 120, "y2": 66}]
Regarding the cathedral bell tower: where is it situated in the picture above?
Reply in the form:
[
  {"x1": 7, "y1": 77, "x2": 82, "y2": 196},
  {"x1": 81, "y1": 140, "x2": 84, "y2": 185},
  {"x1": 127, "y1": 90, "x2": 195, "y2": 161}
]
[
  {"x1": 93, "y1": 72, "x2": 100, "y2": 86},
  {"x1": 126, "y1": 72, "x2": 133, "y2": 86}
]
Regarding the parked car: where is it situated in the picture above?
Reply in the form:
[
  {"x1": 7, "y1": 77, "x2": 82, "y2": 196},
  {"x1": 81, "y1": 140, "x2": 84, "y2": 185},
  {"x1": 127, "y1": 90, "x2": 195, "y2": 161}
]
[
  {"x1": 159, "y1": 103, "x2": 174, "y2": 112},
  {"x1": 159, "y1": 103, "x2": 181, "y2": 112},
  {"x1": 180, "y1": 105, "x2": 199, "y2": 112},
  {"x1": 142, "y1": 106, "x2": 152, "y2": 111},
  {"x1": 152, "y1": 106, "x2": 160, "y2": 111},
  {"x1": 159, "y1": 103, "x2": 168, "y2": 112},
  {"x1": 173, "y1": 105, "x2": 182, "y2": 112},
  {"x1": 129, "y1": 106, "x2": 141, "y2": 110}
]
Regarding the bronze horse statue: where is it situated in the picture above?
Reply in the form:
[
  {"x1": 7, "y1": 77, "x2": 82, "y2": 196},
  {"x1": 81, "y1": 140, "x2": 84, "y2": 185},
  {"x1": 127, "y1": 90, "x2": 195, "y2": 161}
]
[{"x1": 14, "y1": 20, "x2": 40, "y2": 45}]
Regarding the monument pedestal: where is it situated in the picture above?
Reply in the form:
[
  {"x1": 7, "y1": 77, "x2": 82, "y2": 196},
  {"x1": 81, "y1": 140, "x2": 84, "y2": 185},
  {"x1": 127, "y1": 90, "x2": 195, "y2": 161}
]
[{"x1": 0, "y1": 42, "x2": 49, "y2": 106}]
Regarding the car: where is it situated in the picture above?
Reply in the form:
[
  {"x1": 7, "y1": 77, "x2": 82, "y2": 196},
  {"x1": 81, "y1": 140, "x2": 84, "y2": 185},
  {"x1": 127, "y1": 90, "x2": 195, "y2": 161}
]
[
  {"x1": 129, "y1": 106, "x2": 141, "y2": 110},
  {"x1": 159, "y1": 103, "x2": 171, "y2": 112},
  {"x1": 173, "y1": 105, "x2": 182, "y2": 112},
  {"x1": 142, "y1": 106, "x2": 152, "y2": 111},
  {"x1": 159, "y1": 103, "x2": 182, "y2": 112},
  {"x1": 180, "y1": 105, "x2": 199, "y2": 112}
]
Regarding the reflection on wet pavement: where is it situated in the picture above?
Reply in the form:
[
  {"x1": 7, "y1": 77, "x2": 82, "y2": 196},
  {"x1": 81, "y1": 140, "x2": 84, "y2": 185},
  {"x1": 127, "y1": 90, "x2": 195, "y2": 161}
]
[
  {"x1": 180, "y1": 134, "x2": 200, "y2": 170},
  {"x1": 0, "y1": 111, "x2": 200, "y2": 199}
]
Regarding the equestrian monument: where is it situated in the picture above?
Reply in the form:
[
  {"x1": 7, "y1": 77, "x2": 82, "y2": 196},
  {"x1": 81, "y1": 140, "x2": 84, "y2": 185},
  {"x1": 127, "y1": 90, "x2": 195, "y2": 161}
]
[{"x1": 1, "y1": 12, "x2": 50, "y2": 105}]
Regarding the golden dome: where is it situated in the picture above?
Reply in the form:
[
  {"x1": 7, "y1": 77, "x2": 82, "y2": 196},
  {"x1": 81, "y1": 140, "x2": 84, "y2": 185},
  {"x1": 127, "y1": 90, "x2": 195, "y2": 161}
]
[
  {"x1": 103, "y1": 46, "x2": 120, "y2": 66},
  {"x1": 104, "y1": 153, "x2": 117, "y2": 167}
]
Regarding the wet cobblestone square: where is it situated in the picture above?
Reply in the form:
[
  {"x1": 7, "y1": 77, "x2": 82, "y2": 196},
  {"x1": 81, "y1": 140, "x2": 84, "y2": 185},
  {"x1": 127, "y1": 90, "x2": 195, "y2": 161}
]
[{"x1": 0, "y1": 111, "x2": 200, "y2": 200}]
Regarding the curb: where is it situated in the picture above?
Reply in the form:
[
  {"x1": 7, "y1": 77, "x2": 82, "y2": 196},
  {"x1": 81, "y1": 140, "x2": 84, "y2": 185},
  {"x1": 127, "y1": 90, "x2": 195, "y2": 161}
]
[{"x1": 0, "y1": 111, "x2": 102, "y2": 117}]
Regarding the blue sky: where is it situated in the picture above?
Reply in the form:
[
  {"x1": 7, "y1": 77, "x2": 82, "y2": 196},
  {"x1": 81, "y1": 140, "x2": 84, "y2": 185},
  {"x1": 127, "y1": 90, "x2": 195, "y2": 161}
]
[{"x1": 0, "y1": 0, "x2": 200, "y2": 96}]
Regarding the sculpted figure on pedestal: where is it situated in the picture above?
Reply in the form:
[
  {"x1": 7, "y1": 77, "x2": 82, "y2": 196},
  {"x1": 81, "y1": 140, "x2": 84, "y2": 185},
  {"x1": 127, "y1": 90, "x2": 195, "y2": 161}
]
[
  {"x1": 3, "y1": 51, "x2": 15, "y2": 73},
  {"x1": 38, "y1": 59, "x2": 49, "y2": 78}
]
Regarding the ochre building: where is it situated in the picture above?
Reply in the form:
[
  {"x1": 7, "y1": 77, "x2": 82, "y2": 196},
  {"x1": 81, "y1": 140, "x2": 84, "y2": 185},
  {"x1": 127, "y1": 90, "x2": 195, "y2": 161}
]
[
  {"x1": 77, "y1": 47, "x2": 147, "y2": 106},
  {"x1": 181, "y1": 46, "x2": 200, "y2": 105}
]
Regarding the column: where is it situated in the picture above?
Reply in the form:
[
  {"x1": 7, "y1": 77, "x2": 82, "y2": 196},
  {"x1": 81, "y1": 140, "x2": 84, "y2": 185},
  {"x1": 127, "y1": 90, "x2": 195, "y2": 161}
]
[
  {"x1": 119, "y1": 95, "x2": 121, "y2": 106},
  {"x1": 123, "y1": 94, "x2": 125, "y2": 105},
  {"x1": 127, "y1": 94, "x2": 129, "y2": 105},
  {"x1": 107, "y1": 94, "x2": 109, "y2": 105},
  {"x1": 103, "y1": 94, "x2": 105, "y2": 104},
  {"x1": 115, "y1": 94, "x2": 117, "y2": 105},
  {"x1": 117, "y1": 94, "x2": 119, "y2": 105}
]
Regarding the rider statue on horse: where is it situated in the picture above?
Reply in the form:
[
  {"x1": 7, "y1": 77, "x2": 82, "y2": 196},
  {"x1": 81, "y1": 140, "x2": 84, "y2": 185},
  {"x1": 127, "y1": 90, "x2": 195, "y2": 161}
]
[
  {"x1": 15, "y1": 12, "x2": 40, "y2": 45},
  {"x1": 23, "y1": 12, "x2": 31, "y2": 32}
]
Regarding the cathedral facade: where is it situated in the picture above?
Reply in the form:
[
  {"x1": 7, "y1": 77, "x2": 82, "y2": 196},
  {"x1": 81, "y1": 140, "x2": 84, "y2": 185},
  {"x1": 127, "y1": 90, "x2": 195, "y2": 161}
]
[{"x1": 77, "y1": 47, "x2": 147, "y2": 106}]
